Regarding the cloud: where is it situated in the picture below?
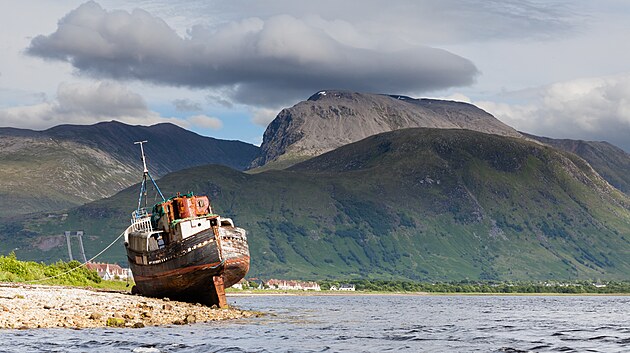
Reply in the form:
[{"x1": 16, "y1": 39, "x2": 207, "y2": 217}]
[
  {"x1": 0, "y1": 81, "x2": 220, "y2": 131},
  {"x1": 0, "y1": 81, "x2": 160, "y2": 129},
  {"x1": 153, "y1": 0, "x2": 575, "y2": 45},
  {"x1": 472, "y1": 74, "x2": 630, "y2": 151},
  {"x1": 251, "y1": 107, "x2": 280, "y2": 127},
  {"x1": 26, "y1": 1, "x2": 479, "y2": 108},
  {"x1": 205, "y1": 93, "x2": 233, "y2": 108},
  {"x1": 188, "y1": 114, "x2": 223, "y2": 129},
  {"x1": 172, "y1": 98, "x2": 202, "y2": 112}
]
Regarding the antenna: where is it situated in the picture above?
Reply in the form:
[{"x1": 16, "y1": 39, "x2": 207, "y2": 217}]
[{"x1": 134, "y1": 140, "x2": 149, "y2": 174}]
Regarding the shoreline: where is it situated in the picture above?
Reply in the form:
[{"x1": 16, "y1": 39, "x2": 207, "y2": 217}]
[
  {"x1": 227, "y1": 290, "x2": 630, "y2": 297},
  {"x1": 0, "y1": 283, "x2": 260, "y2": 329}
]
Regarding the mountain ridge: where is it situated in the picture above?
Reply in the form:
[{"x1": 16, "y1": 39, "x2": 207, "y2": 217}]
[
  {"x1": 251, "y1": 90, "x2": 522, "y2": 168},
  {"x1": 523, "y1": 132, "x2": 630, "y2": 194},
  {"x1": 6, "y1": 128, "x2": 630, "y2": 281},
  {"x1": 0, "y1": 121, "x2": 259, "y2": 217}
]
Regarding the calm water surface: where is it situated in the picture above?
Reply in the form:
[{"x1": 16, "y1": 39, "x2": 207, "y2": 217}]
[{"x1": 0, "y1": 295, "x2": 628, "y2": 352}]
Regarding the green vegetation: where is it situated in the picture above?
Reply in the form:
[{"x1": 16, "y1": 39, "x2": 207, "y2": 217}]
[
  {"x1": 3, "y1": 128, "x2": 630, "y2": 282},
  {"x1": 318, "y1": 279, "x2": 630, "y2": 294},
  {"x1": 0, "y1": 252, "x2": 129, "y2": 290},
  {"x1": 0, "y1": 122, "x2": 259, "y2": 217}
]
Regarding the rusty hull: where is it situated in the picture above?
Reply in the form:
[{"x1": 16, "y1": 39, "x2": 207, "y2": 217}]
[{"x1": 126, "y1": 225, "x2": 249, "y2": 307}]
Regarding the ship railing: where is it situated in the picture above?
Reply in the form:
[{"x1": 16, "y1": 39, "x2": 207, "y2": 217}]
[
  {"x1": 129, "y1": 208, "x2": 154, "y2": 233},
  {"x1": 132, "y1": 208, "x2": 150, "y2": 220}
]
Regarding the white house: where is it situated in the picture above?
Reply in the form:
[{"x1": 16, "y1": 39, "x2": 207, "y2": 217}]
[
  {"x1": 85, "y1": 262, "x2": 130, "y2": 281},
  {"x1": 331, "y1": 283, "x2": 355, "y2": 291},
  {"x1": 266, "y1": 279, "x2": 321, "y2": 291}
]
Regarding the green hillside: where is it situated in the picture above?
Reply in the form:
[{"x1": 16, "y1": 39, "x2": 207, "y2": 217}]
[
  {"x1": 3, "y1": 128, "x2": 630, "y2": 281},
  {"x1": 524, "y1": 133, "x2": 630, "y2": 195},
  {"x1": 0, "y1": 121, "x2": 259, "y2": 217}
]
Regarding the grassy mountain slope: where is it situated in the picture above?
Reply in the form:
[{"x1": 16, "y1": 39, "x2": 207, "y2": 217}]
[
  {"x1": 524, "y1": 133, "x2": 630, "y2": 195},
  {"x1": 0, "y1": 121, "x2": 259, "y2": 217},
  {"x1": 4, "y1": 128, "x2": 630, "y2": 281}
]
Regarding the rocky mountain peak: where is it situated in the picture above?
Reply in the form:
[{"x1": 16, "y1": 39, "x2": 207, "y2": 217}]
[{"x1": 251, "y1": 90, "x2": 522, "y2": 168}]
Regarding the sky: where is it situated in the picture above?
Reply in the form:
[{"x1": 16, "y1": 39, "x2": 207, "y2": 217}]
[{"x1": 1, "y1": 0, "x2": 630, "y2": 149}]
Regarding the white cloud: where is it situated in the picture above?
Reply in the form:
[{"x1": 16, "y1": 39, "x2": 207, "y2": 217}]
[
  {"x1": 472, "y1": 74, "x2": 630, "y2": 150},
  {"x1": 188, "y1": 114, "x2": 223, "y2": 130},
  {"x1": 0, "y1": 81, "x2": 196, "y2": 130},
  {"x1": 251, "y1": 107, "x2": 280, "y2": 127}
]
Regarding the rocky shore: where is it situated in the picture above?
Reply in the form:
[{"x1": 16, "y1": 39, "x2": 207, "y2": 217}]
[{"x1": 0, "y1": 283, "x2": 259, "y2": 329}]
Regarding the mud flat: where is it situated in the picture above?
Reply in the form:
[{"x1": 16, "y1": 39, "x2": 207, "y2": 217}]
[{"x1": 0, "y1": 283, "x2": 259, "y2": 329}]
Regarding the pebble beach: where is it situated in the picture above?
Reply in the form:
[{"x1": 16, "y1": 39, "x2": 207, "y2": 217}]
[{"x1": 0, "y1": 283, "x2": 259, "y2": 329}]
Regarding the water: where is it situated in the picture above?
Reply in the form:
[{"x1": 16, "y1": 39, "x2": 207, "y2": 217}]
[{"x1": 1, "y1": 295, "x2": 628, "y2": 352}]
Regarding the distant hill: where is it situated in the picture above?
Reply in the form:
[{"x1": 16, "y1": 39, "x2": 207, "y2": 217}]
[
  {"x1": 6, "y1": 128, "x2": 630, "y2": 282},
  {"x1": 0, "y1": 121, "x2": 259, "y2": 217},
  {"x1": 251, "y1": 90, "x2": 521, "y2": 168},
  {"x1": 524, "y1": 133, "x2": 630, "y2": 195}
]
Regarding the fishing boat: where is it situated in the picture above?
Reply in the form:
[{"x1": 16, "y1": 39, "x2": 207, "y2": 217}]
[{"x1": 123, "y1": 141, "x2": 249, "y2": 307}]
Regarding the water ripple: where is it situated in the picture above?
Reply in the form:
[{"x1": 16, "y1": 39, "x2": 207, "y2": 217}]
[{"x1": 0, "y1": 295, "x2": 628, "y2": 353}]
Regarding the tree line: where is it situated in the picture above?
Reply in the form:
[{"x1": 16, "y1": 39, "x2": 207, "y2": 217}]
[{"x1": 318, "y1": 279, "x2": 630, "y2": 293}]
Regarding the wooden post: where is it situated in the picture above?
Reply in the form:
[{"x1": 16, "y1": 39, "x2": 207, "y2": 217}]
[{"x1": 212, "y1": 276, "x2": 228, "y2": 308}]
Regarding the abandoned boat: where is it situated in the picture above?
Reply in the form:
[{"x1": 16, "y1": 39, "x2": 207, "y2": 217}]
[{"x1": 123, "y1": 141, "x2": 250, "y2": 307}]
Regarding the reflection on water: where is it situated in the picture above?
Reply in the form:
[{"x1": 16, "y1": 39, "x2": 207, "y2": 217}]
[{"x1": 1, "y1": 295, "x2": 629, "y2": 352}]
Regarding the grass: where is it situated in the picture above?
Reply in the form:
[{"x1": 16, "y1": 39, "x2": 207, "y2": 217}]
[
  {"x1": 0, "y1": 252, "x2": 132, "y2": 291},
  {"x1": 4, "y1": 128, "x2": 630, "y2": 282}
]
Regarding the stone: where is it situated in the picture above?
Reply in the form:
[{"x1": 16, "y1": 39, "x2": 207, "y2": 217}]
[
  {"x1": 123, "y1": 312, "x2": 135, "y2": 320},
  {"x1": 106, "y1": 317, "x2": 126, "y2": 327},
  {"x1": 89, "y1": 312, "x2": 103, "y2": 320},
  {"x1": 0, "y1": 283, "x2": 255, "y2": 329}
]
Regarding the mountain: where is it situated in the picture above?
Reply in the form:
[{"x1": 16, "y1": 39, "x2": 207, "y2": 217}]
[
  {"x1": 6, "y1": 128, "x2": 630, "y2": 281},
  {"x1": 524, "y1": 133, "x2": 630, "y2": 195},
  {"x1": 250, "y1": 90, "x2": 522, "y2": 169},
  {"x1": 0, "y1": 121, "x2": 259, "y2": 217}
]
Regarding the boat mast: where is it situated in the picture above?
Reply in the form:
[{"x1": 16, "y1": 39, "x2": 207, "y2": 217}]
[{"x1": 134, "y1": 140, "x2": 165, "y2": 213}]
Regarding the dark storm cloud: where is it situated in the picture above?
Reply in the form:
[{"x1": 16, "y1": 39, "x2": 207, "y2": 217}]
[{"x1": 26, "y1": 1, "x2": 478, "y2": 107}]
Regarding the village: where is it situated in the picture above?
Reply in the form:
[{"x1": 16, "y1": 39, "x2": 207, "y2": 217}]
[{"x1": 85, "y1": 262, "x2": 356, "y2": 292}]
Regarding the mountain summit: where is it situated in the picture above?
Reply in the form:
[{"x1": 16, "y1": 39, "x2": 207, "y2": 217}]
[{"x1": 251, "y1": 90, "x2": 521, "y2": 168}]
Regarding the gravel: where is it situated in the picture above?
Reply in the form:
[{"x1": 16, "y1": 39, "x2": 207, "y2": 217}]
[{"x1": 0, "y1": 283, "x2": 258, "y2": 329}]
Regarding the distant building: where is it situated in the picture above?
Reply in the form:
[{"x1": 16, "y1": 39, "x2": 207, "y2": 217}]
[
  {"x1": 85, "y1": 262, "x2": 130, "y2": 281},
  {"x1": 331, "y1": 283, "x2": 355, "y2": 291},
  {"x1": 231, "y1": 278, "x2": 248, "y2": 289},
  {"x1": 266, "y1": 279, "x2": 321, "y2": 291}
]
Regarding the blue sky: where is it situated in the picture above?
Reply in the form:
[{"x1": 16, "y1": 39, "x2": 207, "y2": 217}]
[{"x1": 1, "y1": 1, "x2": 630, "y2": 149}]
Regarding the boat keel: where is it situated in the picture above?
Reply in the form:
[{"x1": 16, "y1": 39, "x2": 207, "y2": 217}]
[{"x1": 211, "y1": 275, "x2": 228, "y2": 308}]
